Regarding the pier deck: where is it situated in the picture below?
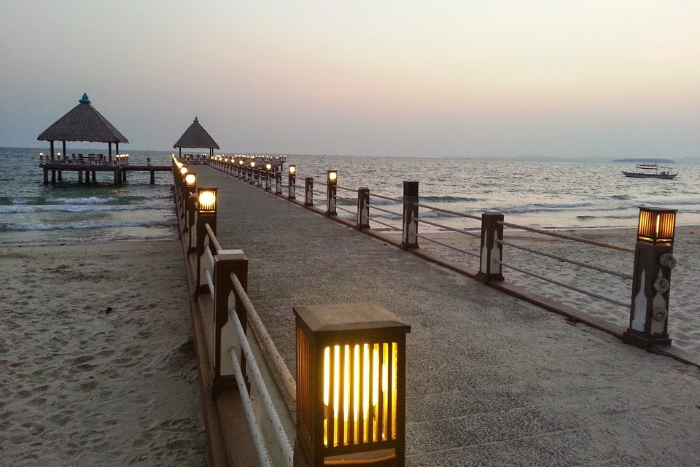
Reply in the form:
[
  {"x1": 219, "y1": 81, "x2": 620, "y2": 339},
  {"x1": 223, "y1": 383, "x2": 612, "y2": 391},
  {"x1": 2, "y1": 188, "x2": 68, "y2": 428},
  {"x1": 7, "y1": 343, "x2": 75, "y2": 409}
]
[
  {"x1": 190, "y1": 164, "x2": 700, "y2": 466},
  {"x1": 40, "y1": 161, "x2": 172, "y2": 184}
]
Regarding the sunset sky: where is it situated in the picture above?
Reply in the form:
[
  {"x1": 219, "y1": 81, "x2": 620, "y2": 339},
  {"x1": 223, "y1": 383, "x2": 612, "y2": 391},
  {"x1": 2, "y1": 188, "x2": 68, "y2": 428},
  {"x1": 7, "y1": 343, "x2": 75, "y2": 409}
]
[{"x1": 1, "y1": 0, "x2": 699, "y2": 158}]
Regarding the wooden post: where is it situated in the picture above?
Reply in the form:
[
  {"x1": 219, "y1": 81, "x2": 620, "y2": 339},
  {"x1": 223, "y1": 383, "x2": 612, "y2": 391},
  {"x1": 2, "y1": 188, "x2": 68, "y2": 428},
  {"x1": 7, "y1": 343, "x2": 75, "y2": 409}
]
[
  {"x1": 401, "y1": 181, "x2": 419, "y2": 250},
  {"x1": 476, "y1": 212, "x2": 505, "y2": 284},
  {"x1": 211, "y1": 250, "x2": 249, "y2": 399},
  {"x1": 357, "y1": 187, "x2": 370, "y2": 230},
  {"x1": 304, "y1": 177, "x2": 313, "y2": 207}
]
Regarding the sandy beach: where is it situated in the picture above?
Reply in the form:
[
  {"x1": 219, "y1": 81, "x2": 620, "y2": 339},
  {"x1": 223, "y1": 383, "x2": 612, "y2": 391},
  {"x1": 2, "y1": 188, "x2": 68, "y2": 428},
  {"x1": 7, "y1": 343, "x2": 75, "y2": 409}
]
[
  {"x1": 0, "y1": 241, "x2": 207, "y2": 467},
  {"x1": 408, "y1": 224, "x2": 700, "y2": 358}
]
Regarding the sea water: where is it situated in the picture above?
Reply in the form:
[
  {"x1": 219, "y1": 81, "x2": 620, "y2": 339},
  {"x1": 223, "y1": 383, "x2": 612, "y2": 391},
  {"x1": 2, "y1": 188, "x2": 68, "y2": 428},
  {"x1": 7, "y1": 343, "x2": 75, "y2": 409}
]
[
  {"x1": 1, "y1": 148, "x2": 699, "y2": 246},
  {"x1": 286, "y1": 154, "x2": 700, "y2": 231},
  {"x1": 0, "y1": 148, "x2": 178, "y2": 245}
]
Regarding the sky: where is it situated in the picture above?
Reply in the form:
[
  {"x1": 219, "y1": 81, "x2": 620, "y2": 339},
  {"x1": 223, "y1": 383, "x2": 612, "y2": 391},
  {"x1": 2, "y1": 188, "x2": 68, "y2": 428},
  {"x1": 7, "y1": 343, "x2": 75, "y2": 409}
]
[{"x1": 1, "y1": 0, "x2": 699, "y2": 159}]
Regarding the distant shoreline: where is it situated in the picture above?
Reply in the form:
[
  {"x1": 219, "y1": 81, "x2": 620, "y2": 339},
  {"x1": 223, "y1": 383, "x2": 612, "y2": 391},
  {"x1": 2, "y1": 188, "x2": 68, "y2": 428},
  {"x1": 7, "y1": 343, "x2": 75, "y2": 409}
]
[{"x1": 613, "y1": 158, "x2": 675, "y2": 163}]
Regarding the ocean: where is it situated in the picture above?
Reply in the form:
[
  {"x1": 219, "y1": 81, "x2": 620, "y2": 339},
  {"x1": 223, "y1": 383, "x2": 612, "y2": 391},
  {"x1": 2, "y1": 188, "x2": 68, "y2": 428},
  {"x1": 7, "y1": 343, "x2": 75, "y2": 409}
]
[{"x1": 1, "y1": 147, "x2": 699, "y2": 245}]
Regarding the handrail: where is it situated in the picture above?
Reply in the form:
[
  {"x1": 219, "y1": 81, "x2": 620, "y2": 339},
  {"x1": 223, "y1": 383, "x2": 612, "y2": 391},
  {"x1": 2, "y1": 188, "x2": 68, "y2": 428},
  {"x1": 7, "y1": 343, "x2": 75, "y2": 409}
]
[
  {"x1": 229, "y1": 306, "x2": 294, "y2": 467},
  {"x1": 369, "y1": 192, "x2": 401, "y2": 202},
  {"x1": 231, "y1": 273, "x2": 297, "y2": 406},
  {"x1": 497, "y1": 238, "x2": 633, "y2": 280},
  {"x1": 415, "y1": 216, "x2": 481, "y2": 239},
  {"x1": 416, "y1": 203, "x2": 481, "y2": 221},
  {"x1": 227, "y1": 347, "x2": 274, "y2": 467},
  {"x1": 499, "y1": 220, "x2": 635, "y2": 253}
]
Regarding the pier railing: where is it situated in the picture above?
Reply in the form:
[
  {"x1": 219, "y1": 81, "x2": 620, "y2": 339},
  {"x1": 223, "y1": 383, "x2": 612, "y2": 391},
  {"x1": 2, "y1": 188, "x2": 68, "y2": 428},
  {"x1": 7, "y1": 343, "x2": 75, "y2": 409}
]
[
  {"x1": 174, "y1": 162, "x2": 297, "y2": 467},
  {"x1": 204, "y1": 159, "x2": 683, "y2": 346}
]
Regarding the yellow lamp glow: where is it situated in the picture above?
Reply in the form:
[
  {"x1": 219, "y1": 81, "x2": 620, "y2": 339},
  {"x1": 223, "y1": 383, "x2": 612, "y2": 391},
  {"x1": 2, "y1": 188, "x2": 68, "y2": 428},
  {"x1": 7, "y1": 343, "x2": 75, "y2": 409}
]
[
  {"x1": 289, "y1": 165, "x2": 297, "y2": 175},
  {"x1": 251, "y1": 161, "x2": 256, "y2": 168},
  {"x1": 637, "y1": 207, "x2": 676, "y2": 244},
  {"x1": 198, "y1": 189, "x2": 216, "y2": 213},
  {"x1": 180, "y1": 167, "x2": 188, "y2": 175},
  {"x1": 266, "y1": 163, "x2": 272, "y2": 171},
  {"x1": 185, "y1": 173, "x2": 196, "y2": 187},
  {"x1": 328, "y1": 170, "x2": 337, "y2": 184}
]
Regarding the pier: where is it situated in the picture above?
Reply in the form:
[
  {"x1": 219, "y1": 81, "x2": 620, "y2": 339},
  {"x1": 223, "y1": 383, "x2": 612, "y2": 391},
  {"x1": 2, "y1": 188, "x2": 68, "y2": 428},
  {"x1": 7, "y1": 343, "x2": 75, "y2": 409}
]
[
  {"x1": 39, "y1": 156, "x2": 172, "y2": 184},
  {"x1": 175, "y1": 162, "x2": 700, "y2": 466}
]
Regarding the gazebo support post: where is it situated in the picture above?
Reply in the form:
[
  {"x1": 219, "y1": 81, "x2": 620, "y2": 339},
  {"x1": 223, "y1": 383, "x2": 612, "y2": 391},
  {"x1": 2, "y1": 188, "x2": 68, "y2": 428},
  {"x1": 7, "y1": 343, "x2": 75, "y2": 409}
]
[
  {"x1": 50, "y1": 141, "x2": 55, "y2": 160},
  {"x1": 108, "y1": 142, "x2": 112, "y2": 162}
]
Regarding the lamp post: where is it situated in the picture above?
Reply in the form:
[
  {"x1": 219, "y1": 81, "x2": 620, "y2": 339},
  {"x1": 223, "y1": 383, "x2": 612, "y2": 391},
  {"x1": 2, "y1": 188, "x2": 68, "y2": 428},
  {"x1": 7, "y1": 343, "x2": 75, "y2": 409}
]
[
  {"x1": 184, "y1": 173, "x2": 197, "y2": 238},
  {"x1": 293, "y1": 303, "x2": 410, "y2": 467},
  {"x1": 265, "y1": 163, "x2": 272, "y2": 191},
  {"x1": 623, "y1": 207, "x2": 677, "y2": 348},
  {"x1": 195, "y1": 188, "x2": 217, "y2": 295},
  {"x1": 289, "y1": 165, "x2": 297, "y2": 200},
  {"x1": 326, "y1": 171, "x2": 338, "y2": 216}
]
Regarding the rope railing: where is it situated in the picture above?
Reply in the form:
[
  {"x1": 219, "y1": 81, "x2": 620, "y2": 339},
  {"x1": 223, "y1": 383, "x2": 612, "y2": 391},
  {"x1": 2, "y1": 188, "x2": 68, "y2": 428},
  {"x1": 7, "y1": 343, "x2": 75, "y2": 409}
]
[
  {"x1": 416, "y1": 203, "x2": 481, "y2": 221},
  {"x1": 227, "y1": 347, "x2": 274, "y2": 467},
  {"x1": 499, "y1": 220, "x2": 635, "y2": 253},
  {"x1": 369, "y1": 192, "x2": 402, "y2": 202},
  {"x1": 231, "y1": 273, "x2": 297, "y2": 406},
  {"x1": 205, "y1": 224, "x2": 223, "y2": 253},
  {"x1": 495, "y1": 258, "x2": 630, "y2": 307},
  {"x1": 336, "y1": 205, "x2": 355, "y2": 216},
  {"x1": 487, "y1": 220, "x2": 634, "y2": 308},
  {"x1": 415, "y1": 216, "x2": 481, "y2": 239},
  {"x1": 369, "y1": 217, "x2": 402, "y2": 231},
  {"x1": 370, "y1": 204, "x2": 402, "y2": 216},
  {"x1": 415, "y1": 233, "x2": 480, "y2": 258},
  {"x1": 497, "y1": 238, "x2": 633, "y2": 280},
  {"x1": 336, "y1": 184, "x2": 357, "y2": 193},
  {"x1": 229, "y1": 305, "x2": 294, "y2": 467}
]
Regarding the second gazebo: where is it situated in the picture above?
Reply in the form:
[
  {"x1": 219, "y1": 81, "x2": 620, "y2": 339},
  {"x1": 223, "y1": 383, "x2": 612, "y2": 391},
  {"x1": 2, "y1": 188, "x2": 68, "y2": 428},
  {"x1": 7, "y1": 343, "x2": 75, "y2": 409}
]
[{"x1": 173, "y1": 116, "x2": 219, "y2": 161}]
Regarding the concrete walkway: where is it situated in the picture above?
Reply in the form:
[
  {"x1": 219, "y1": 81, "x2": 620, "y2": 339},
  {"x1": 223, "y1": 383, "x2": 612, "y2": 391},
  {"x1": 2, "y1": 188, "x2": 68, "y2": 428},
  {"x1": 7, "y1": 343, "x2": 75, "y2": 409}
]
[{"x1": 192, "y1": 165, "x2": 700, "y2": 467}]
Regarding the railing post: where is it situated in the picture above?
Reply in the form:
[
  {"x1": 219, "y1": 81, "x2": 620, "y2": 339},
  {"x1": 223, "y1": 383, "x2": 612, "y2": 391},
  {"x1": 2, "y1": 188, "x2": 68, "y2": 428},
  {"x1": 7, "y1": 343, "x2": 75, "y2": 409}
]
[
  {"x1": 401, "y1": 181, "x2": 419, "y2": 250},
  {"x1": 623, "y1": 208, "x2": 677, "y2": 348},
  {"x1": 288, "y1": 166, "x2": 297, "y2": 200},
  {"x1": 325, "y1": 170, "x2": 337, "y2": 216},
  {"x1": 476, "y1": 211, "x2": 504, "y2": 284},
  {"x1": 304, "y1": 177, "x2": 314, "y2": 207},
  {"x1": 265, "y1": 167, "x2": 272, "y2": 191},
  {"x1": 212, "y1": 249, "x2": 249, "y2": 399},
  {"x1": 357, "y1": 187, "x2": 370, "y2": 230},
  {"x1": 195, "y1": 188, "x2": 217, "y2": 296},
  {"x1": 187, "y1": 193, "x2": 197, "y2": 252},
  {"x1": 257, "y1": 168, "x2": 263, "y2": 187},
  {"x1": 275, "y1": 172, "x2": 282, "y2": 195}
]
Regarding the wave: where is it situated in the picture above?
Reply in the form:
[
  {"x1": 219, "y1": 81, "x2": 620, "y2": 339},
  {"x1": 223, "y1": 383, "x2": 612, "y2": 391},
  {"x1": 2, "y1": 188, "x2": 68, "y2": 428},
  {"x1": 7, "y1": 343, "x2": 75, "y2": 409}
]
[
  {"x1": 0, "y1": 219, "x2": 177, "y2": 232},
  {"x1": 0, "y1": 203, "x2": 173, "y2": 214},
  {"x1": 420, "y1": 195, "x2": 483, "y2": 203}
]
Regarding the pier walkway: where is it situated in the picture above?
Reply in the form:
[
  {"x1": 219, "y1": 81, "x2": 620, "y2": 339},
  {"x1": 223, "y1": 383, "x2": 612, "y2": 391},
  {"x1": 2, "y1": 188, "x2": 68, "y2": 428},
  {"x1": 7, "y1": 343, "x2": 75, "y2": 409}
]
[{"x1": 191, "y1": 165, "x2": 700, "y2": 466}]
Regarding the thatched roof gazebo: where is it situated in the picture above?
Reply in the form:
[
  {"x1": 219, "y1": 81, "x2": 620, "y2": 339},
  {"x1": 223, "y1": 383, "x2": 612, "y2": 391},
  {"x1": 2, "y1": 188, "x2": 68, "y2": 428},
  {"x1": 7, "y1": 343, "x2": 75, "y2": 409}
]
[
  {"x1": 173, "y1": 116, "x2": 220, "y2": 160},
  {"x1": 37, "y1": 93, "x2": 129, "y2": 160}
]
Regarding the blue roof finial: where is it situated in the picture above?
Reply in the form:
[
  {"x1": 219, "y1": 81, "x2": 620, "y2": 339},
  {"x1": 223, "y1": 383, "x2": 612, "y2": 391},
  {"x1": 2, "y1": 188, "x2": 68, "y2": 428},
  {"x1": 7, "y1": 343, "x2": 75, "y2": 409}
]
[
  {"x1": 79, "y1": 93, "x2": 91, "y2": 104},
  {"x1": 194, "y1": 116, "x2": 199, "y2": 123}
]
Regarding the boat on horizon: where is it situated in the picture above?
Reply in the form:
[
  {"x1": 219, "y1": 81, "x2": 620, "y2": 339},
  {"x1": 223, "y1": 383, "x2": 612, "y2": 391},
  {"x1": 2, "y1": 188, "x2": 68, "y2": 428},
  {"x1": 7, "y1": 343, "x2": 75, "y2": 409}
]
[{"x1": 622, "y1": 163, "x2": 678, "y2": 179}]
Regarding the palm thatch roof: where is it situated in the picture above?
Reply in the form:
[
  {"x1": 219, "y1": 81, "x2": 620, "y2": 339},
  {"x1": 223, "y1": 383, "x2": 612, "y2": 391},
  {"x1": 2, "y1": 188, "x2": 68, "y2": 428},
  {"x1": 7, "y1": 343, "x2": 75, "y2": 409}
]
[
  {"x1": 37, "y1": 94, "x2": 129, "y2": 143},
  {"x1": 173, "y1": 117, "x2": 220, "y2": 149}
]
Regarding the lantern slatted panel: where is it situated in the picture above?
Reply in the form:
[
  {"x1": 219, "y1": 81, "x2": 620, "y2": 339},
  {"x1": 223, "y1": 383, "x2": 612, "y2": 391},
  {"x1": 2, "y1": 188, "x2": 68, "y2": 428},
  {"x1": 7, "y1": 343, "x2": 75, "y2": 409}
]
[
  {"x1": 637, "y1": 208, "x2": 676, "y2": 244},
  {"x1": 321, "y1": 342, "x2": 399, "y2": 452}
]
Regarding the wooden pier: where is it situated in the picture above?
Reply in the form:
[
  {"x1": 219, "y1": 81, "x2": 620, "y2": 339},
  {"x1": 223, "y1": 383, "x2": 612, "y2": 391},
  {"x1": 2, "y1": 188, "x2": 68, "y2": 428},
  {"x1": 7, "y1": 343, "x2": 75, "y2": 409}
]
[{"x1": 40, "y1": 159, "x2": 172, "y2": 185}]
